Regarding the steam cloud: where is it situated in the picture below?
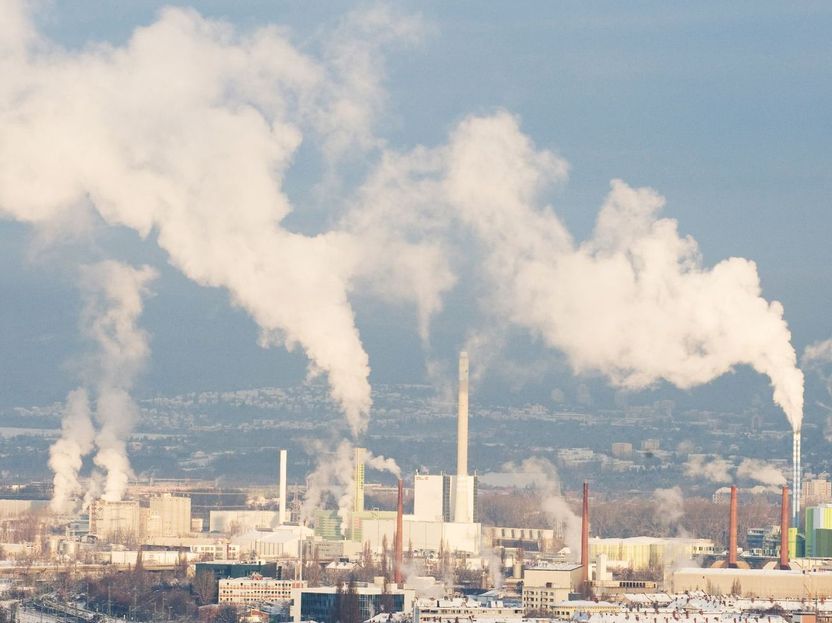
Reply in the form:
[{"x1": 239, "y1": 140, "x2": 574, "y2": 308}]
[
  {"x1": 81, "y1": 262, "x2": 156, "y2": 501},
  {"x1": 48, "y1": 389, "x2": 95, "y2": 513},
  {"x1": 47, "y1": 262, "x2": 155, "y2": 511},
  {"x1": 301, "y1": 440, "x2": 356, "y2": 535},
  {"x1": 352, "y1": 112, "x2": 804, "y2": 432},
  {"x1": 502, "y1": 457, "x2": 581, "y2": 557},
  {"x1": 684, "y1": 455, "x2": 733, "y2": 483},
  {"x1": 1, "y1": 3, "x2": 807, "y2": 509},
  {"x1": 736, "y1": 458, "x2": 786, "y2": 487},
  {"x1": 365, "y1": 450, "x2": 402, "y2": 479},
  {"x1": 0, "y1": 1, "x2": 433, "y2": 437},
  {"x1": 653, "y1": 486, "x2": 686, "y2": 535}
]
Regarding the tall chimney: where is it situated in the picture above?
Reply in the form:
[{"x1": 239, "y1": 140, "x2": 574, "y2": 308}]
[
  {"x1": 581, "y1": 481, "x2": 589, "y2": 592},
  {"x1": 792, "y1": 429, "x2": 802, "y2": 525},
  {"x1": 394, "y1": 478, "x2": 404, "y2": 585},
  {"x1": 728, "y1": 485, "x2": 738, "y2": 568},
  {"x1": 454, "y1": 352, "x2": 471, "y2": 523},
  {"x1": 457, "y1": 351, "x2": 469, "y2": 477},
  {"x1": 279, "y1": 449, "x2": 287, "y2": 525},
  {"x1": 780, "y1": 485, "x2": 790, "y2": 569},
  {"x1": 353, "y1": 447, "x2": 366, "y2": 513}
]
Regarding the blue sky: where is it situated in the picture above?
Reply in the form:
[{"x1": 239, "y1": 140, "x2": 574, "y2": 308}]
[{"x1": 1, "y1": 1, "x2": 830, "y2": 416}]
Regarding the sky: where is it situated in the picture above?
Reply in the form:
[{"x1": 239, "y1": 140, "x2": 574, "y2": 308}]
[{"x1": 0, "y1": 1, "x2": 831, "y2": 426}]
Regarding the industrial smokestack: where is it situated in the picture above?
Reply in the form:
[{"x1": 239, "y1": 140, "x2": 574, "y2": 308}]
[
  {"x1": 454, "y1": 351, "x2": 471, "y2": 523},
  {"x1": 394, "y1": 478, "x2": 404, "y2": 585},
  {"x1": 353, "y1": 447, "x2": 366, "y2": 513},
  {"x1": 728, "y1": 485, "x2": 738, "y2": 568},
  {"x1": 457, "y1": 351, "x2": 469, "y2": 477},
  {"x1": 780, "y1": 485, "x2": 790, "y2": 569},
  {"x1": 792, "y1": 430, "x2": 801, "y2": 524},
  {"x1": 581, "y1": 481, "x2": 589, "y2": 592},
  {"x1": 279, "y1": 449, "x2": 287, "y2": 525}
]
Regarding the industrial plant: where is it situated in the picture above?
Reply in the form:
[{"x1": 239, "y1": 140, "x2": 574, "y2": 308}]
[{"x1": 0, "y1": 352, "x2": 829, "y2": 623}]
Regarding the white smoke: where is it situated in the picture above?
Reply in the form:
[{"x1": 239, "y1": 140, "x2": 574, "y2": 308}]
[
  {"x1": 684, "y1": 455, "x2": 732, "y2": 483},
  {"x1": 351, "y1": 111, "x2": 805, "y2": 431},
  {"x1": 0, "y1": 1, "x2": 435, "y2": 437},
  {"x1": 301, "y1": 439, "x2": 356, "y2": 535},
  {"x1": 79, "y1": 261, "x2": 156, "y2": 501},
  {"x1": 501, "y1": 457, "x2": 581, "y2": 557},
  {"x1": 47, "y1": 261, "x2": 155, "y2": 508},
  {"x1": 365, "y1": 450, "x2": 402, "y2": 479},
  {"x1": 653, "y1": 486, "x2": 688, "y2": 537},
  {"x1": 736, "y1": 458, "x2": 787, "y2": 487},
  {"x1": 48, "y1": 388, "x2": 95, "y2": 513}
]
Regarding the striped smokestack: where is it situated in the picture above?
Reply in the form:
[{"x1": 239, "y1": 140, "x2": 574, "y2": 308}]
[
  {"x1": 728, "y1": 485, "x2": 738, "y2": 568},
  {"x1": 780, "y1": 485, "x2": 790, "y2": 569}
]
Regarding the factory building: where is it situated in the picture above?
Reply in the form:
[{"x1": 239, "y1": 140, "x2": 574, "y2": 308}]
[
  {"x1": 196, "y1": 561, "x2": 280, "y2": 581},
  {"x1": 805, "y1": 503, "x2": 832, "y2": 557},
  {"x1": 350, "y1": 352, "x2": 481, "y2": 554},
  {"x1": 290, "y1": 581, "x2": 415, "y2": 623},
  {"x1": 589, "y1": 536, "x2": 714, "y2": 570},
  {"x1": 89, "y1": 499, "x2": 144, "y2": 540},
  {"x1": 521, "y1": 563, "x2": 583, "y2": 612},
  {"x1": 232, "y1": 525, "x2": 312, "y2": 559},
  {"x1": 146, "y1": 493, "x2": 191, "y2": 537},
  {"x1": 90, "y1": 495, "x2": 193, "y2": 541},
  {"x1": 803, "y1": 477, "x2": 832, "y2": 506},
  {"x1": 218, "y1": 575, "x2": 306, "y2": 606},
  {"x1": 414, "y1": 598, "x2": 524, "y2": 623},
  {"x1": 673, "y1": 567, "x2": 832, "y2": 598},
  {"x1": 356, "y1": 516, "x2": 482, "y2": 554},
  {"x1": 209, "y1": 510, "x2": 282, "y2": 534}
]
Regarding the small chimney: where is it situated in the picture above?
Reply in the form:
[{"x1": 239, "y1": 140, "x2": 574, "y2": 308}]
[
  {"x1": 581, "y1": 481, "x2": 589, "y2": 591},
  {"x1": 728, "y1": 485, "x2": 738, "y2": 568},
  {"x1": 780, "y1": 486, "x2": 790, "y2": 569},
  {"x1": 394, "y1": 478, "x2": 404, "y2": 585}
]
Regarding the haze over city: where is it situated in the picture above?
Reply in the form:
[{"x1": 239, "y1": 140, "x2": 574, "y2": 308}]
[{"x1": 0, "y1": 2, "x2": 831, "y2": 622}]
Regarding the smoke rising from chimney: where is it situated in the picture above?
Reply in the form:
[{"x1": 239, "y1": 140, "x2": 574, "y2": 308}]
[
  {"x1": 48, "y1": 388, "x2": 95, "y2": 513},
  {"x1": 350, "y1": 111, "x2": 804, "y2": 431},
  {"x1": 47, "y1": 261, "x2": 155, "y2": 507}
]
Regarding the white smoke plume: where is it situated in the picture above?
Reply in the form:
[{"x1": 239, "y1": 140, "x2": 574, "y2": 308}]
[
  {"x1": 736, "y1": 458, "x2": 786, "y2": 487},
  {"x1": 352, "y1": 111, "x2": 804, "y2": 431},
  {"x1": 653, "y1": 486, "x2": 688, "y2": 537},
  {"x1": 79, "y1": 261, "x2": 156, "y2": 501},
  {"x1": 802, "y1": 339, "x2": 832, "y2": 369},
  {"x1": 684, "y1": 455, "x2": 732, "y2": 483},
  {"x1": 501, "y1": 457, "x2": 581, "y2": 557},
  {"x1": 301, "y1": 439, "x2": 356, "y2": 535},
  {"x1": 48, "y1": 388, "x2": 95, "y2": 513},
  {"x1": 365, "y1": 450, "x2": 402, "y2": 479},
  {"x1": 0, "y1": 1, "x2": 436, "y2": 437}
]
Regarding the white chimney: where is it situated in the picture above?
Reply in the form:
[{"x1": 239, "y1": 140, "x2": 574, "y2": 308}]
[
  {"x1": 454, "y1": 351, "x2": 471, "y2": 523},
  {"x1": 279, "y1": 449, "x2": 287, "y2": 525},
  {"x1": 457, "y1": 351, "x2": 469, "y2": 477}
]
